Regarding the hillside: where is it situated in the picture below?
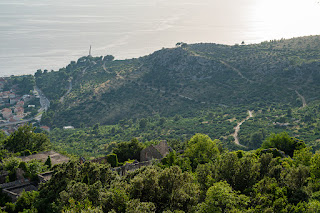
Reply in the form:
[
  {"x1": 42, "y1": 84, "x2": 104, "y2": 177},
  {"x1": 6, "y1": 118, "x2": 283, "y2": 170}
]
[{"x1": 37, "y1": 36, "x2": 320, "y2": 129}]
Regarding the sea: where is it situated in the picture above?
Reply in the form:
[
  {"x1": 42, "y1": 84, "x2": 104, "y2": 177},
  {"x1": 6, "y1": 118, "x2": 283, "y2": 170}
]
[{"x1": 0, "y1": 0, "x2": 320, "y2": 76}]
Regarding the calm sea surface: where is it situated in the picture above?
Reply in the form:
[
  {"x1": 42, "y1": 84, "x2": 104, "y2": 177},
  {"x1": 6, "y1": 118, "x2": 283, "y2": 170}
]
[{"x1": 0, "y1": 0, "x2": 320, "y2": 76}]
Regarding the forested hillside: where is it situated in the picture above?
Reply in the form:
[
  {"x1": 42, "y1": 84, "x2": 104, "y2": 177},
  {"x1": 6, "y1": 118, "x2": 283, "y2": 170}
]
[
  {"x1": 37, "y1": 36, "x2": 320, "y2": 128},
  {"x1": 29, "y1": 36, "x2": 320, "y2": 154}
]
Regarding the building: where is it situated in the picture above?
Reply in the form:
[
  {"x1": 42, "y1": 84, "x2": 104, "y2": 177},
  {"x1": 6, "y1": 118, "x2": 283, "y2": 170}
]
[
  {"x1": 14, "y1": 106, "x2": 24, "y2": 114},
  {"x1": 16, "y1": 101, "x2": 24, "y2": 107},
  {"x1": 1, "y1": 108, "x2": 12, "y2": 120},
  {"x1": 63, "y1": 126, "x2": 75, "y2": 130},
  {"x1": 40, "y1": 126, "x2": 51, "y2": 132},
  {"x1": 140, "y1": 140, "x2": 172, "y2": 162}
]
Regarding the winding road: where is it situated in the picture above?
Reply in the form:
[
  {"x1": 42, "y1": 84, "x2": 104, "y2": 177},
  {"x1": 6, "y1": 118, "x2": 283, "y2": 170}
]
[
  {"x1": 60, "y1": 79, "x2": 72, "y2": 103},
  {"x1": 295, "y1": 90, "x2": 307, "y2": 108},
  {"x1": 34, "y1": 86, "x2": 50, "y2": 111},
  {"x1": 233, "y1": 110, "x2": 253, "y2": 146}
]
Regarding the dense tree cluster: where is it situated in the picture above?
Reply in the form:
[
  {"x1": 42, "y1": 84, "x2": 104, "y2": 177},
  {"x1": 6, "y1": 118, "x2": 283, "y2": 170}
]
[
  {"x1": 3, "y1": 124, "x2": 50, "y2": 153},
  {"x1": 2, "y1": 132, "x2": 320, "y2": 212}
]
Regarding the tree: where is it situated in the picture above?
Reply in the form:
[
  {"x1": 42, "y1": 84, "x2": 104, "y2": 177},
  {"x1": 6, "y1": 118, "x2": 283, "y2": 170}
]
[
  {"x1": 112, "y1": 138, "x2": 145, "y2": 162},
  {"x1": 198, "y1": 181, "x2": 248, "y2": 213},
  {"x1": 159, "y1": 118, "x2": 166, "y2": 126},
  {"x1": 184, "y1": 134, "x2": 220, "y2": 170},
  {"x1": 126, "y1": 199, "x2": 156, "y2": 213},
  {"x1": 293, "y1": 147, "x2": 312, "y2": 166},
  {"x1": 249, "y1": 131, "x2": 264, "y2": 148},
  {"x1": 4, "y1": 124, "x2": 50, "y2": 153},
  {"x1": 35, "y1": 69, "x2": 43, "y2": 78},
  {"x1": 45, "y1": 156, "x2": 52, "y2": 169},
  {"x1": 139, "y1": 119, "x2": 148, "y2": 129},
  {"x1": 251, "y1": 177, "x2": 288, "y2": 212},
  {"x1": 1, "y1": 157, "x2": 21, "y2": 181},
  {"x1": 215, "y1": 152, "x2": 260, "y2": 192},
  {"x1": 35, "y1": 161, "x2": 116, "y2": 213},
  {"x1": 310, "y1": 153, "x2": 320, "y2": 179},
  {"x1": 103, "y1": 55, "x2": 114, "y2": 62},
  {"x1": 129, "y1": 166, "x2": 199, "y2": 212},
  {"x1": 261, "y1": 132, "x2": 305, "y2": 157},
  {"x1": 106, "y1": 153, "x2": 118, "y2": 167},
  {"x1": 101, "y1": 184, "x2": 129, "y2": 213},
  {"x1": 62, "y1": 198, "x2": 103, "y2": 213},
  {"x1": 15, "y1": 191, "x2": 39, "y2": 213}
]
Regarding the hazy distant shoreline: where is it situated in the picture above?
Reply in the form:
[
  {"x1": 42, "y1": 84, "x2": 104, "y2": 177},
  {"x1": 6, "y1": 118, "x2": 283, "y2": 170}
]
[{"x1": 1, "y1": 0, "x2": 319, "y2": 77}]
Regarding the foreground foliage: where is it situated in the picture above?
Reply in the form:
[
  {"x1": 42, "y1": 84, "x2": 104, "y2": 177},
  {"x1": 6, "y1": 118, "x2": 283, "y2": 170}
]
[{"x1": 3, "y1": 133, "x2": 320, "y2": 212}]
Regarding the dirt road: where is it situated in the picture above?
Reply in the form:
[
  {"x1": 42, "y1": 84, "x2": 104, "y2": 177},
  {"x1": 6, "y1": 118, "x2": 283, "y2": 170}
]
[{"x1": 233, "y1": 110, "x2": 253, "y2": 146}]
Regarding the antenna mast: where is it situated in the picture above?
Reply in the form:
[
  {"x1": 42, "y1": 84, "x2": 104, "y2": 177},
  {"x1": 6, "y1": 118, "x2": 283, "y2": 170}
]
[{"x1": 89, "y1": 45, "x2": 92, "y2": 56}]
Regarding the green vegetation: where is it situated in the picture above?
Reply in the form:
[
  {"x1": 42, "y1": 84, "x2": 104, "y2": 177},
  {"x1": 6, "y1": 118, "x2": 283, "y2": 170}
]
[
  {"x1": 47, "y1": 108, "x2": 243, "y2": 158},
  {"x1": 47, "y1": 101, "x2": 320, "y2": 159},
  {"x1": 36, "y1": 36, "x2": 320, "y2": 129},
  {"x1": 1, "y1": 36, "x2": 320, "y2": 212},
  {"x1": 112, "y1": 138, "x2": 145, "y2": 163},
  {"x1": 0, "y1": 124, "x2": 52, "y2": 185},
  {"x1": 3, "y1": 75, "x2": 35, "y2": 96},
  {"x1": 3, "y1": 124, "x2": 50, "y2": 153},
  {"x1": 24, "y1": 36, "x2": 320, "y2": 158},
  {"x1": 3, "y1": 132, "x2": 320, "y2": 212}
]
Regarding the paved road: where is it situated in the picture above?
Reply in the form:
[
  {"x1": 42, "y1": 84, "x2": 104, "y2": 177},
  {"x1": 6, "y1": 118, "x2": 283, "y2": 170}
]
[
  {"x1": 35, "y1": 86, "x2": 50, "y2": 111},
  {"x1": 0, "y1": 118, "x2": 33, "y2": 127}
]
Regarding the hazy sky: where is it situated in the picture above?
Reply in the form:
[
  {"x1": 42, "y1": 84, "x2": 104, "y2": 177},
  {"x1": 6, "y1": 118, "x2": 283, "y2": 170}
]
[{"x1": 0, "y1": 0, "x2": 319, "y2": 76}]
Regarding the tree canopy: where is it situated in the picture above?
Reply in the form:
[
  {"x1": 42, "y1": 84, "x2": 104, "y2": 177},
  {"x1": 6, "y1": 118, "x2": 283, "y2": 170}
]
[{"x1": 4, "y1": 124, "x2": 50, "y2": 153}]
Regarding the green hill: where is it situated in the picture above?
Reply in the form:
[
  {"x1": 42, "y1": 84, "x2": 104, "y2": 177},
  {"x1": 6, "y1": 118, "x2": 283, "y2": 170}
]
[{"x1": 37, "y1": 36, "x2": 320, "y2": 129}]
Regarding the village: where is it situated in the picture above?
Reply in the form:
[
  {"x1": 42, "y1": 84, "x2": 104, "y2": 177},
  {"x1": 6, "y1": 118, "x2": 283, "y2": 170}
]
[{"x1": 0, "y1": 77, "x2": 40, "y2": 135}]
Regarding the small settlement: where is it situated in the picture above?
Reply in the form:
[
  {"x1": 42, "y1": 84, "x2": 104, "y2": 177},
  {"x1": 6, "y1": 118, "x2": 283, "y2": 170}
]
[
  {"x1": 0, "y1": 141, "x2": 172, "y2": 201},
  {"x1": 0, "y1": 77, "x2": 39, "y2": 135}
]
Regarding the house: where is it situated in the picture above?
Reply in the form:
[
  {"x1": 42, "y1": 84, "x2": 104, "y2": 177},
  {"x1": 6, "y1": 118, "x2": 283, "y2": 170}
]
[
  {"x1": 0, "y1": 179, "x2": 37, "y2": 202},
  {"x1": 9, "y1": 93, "x2": 16, "y2": 99},
  {"x1": 63, "y1": 126, "x2": 74, "y2": 130},
  {"x1": 10, "y1": 98, "x2": 18, "y2": 105},
  {"x1": 1, "y1": 108, "x2": 12, "y2": 119},
  {"x1": 14, "y1": 106, "x2": 24, "y2": 114},
  {"x1": 140, "y1": 140, "x2": 172, "y2": 162},
  {"x1": 13, "y1": 115, "x2": 24, "y2": 121},
  {"x1": 40, "y1": 126, "x2": 51, "y2": 132},
  {"x1": 0, "y1": 170, "x2": 54, "y2": 202},
  {"x1": 16, "y1": 101, "x2": 24, "y2": 107}
]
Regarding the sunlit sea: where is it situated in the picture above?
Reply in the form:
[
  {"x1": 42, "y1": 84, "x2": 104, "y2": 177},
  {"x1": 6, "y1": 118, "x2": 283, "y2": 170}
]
[{"x1": 0, "y1": 0, "x2": 319, "y2": 76}]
